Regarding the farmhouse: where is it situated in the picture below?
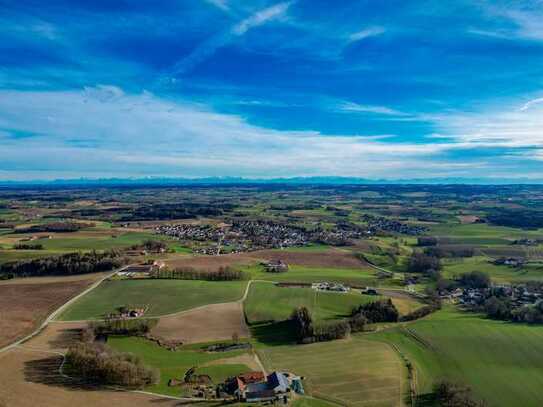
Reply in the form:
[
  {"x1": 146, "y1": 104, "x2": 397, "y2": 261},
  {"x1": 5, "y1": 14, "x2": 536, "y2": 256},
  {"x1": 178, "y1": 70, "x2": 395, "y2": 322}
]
[
  {"x1": 492, "y1": 257, "x2": 526, "y2": 267},
  {"x1": 312, "y1": 282, "x2": 350, "y2": 293},
  {"x1": 263, "y1": 260, "x2": 289, "y2": 273},
  {"x1": 227, "y1": 371, "x2": 298, "y2": 403}
]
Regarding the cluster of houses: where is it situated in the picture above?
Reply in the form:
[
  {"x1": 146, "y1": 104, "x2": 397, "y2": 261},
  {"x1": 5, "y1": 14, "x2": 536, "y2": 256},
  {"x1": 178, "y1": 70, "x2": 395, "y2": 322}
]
[
  {"x1": 156, "y1": 219, "x2": 392, "y2": 255},
  {"x1": 361, "y1": 214, "x2": 427, "y2": 236},
  {"x1": 311, "y1": 281, "x2": 350, "y2": 293},
  {"x1": 224, "y1": 371, "x2": 303, "y2": 403},
  {"x1": 441, "y1": 284, "x2": 543, "y2": 307},
  {"x1": 492, "y1": 257, "x2": 526, "y2": 267},
  {"x1": 155, "y1": 224, "x2": 224, "y2": 242},
  {"x1": 263, "y1": 260, "x2": 289, "y2": 273},
  {"x1": 512, "y1": 238, "x2": 542, "y2": 246},
  {"x1": 111, "y1": 305, "x2": 147, "y2": 318}
]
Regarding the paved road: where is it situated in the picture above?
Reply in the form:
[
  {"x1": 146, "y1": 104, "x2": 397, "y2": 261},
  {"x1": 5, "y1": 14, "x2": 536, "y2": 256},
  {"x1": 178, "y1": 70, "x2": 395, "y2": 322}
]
[{"x1": 0, "y1": 265, "x2": 130, "y2": 354}]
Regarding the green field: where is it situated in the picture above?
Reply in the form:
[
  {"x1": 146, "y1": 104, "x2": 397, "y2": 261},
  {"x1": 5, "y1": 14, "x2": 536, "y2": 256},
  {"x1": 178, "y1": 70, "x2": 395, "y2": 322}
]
[
  {"x1": 442, "y1": 256, "x2": 543, "y2": 283},
  {"x1": 429, "y1": 223, "x2": 543, "y2": 240},
  {"x1": 245, "y1": 265, "x2": 387, "y2": 287},
  {"x1": 0, "y1": 228, "x2": 188, "y2": 253},
  {"x1": 244, "y1": 282, "x2": 378, "y2": 324},
  {"x1": 369, "y1": 306, "x2": 543, "y2": 406},
  {"x1": 108, "y1": 336, "x2": 254, "y2": 397},
  {"x1": 258, "y1": 337, "x2": 405, "y2": 407},
  {"x1": 58, "y1": 279, "x2": 247, "y2": 321}
]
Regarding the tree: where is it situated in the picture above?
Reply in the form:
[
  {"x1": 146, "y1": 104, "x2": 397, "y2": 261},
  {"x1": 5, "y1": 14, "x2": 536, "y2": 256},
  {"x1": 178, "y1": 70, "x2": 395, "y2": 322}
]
[
  {"x1": 407, "y1": 251, "x2": 441, "y2": 274},
  {"x1": 433, "y1": 379, "x2": 486, "y2": 407},
  {"x1": 458, "y1": 271, "x2": 490, "y2": 289}
]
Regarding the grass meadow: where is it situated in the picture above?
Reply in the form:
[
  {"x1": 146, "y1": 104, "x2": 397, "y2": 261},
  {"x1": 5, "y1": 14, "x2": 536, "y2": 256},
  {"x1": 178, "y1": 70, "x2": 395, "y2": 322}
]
[
  {"x1": 58, "y1": 279, "x2": 247, "y2": 320},
  {"x1": 258, "y1": 337, "x2": 405, "y2": 407},
  {"x1": 369, "y1": 306, "x2": 543, "y2": 406},
  {"x1": 244, "y1": 281, "x2": 378, "y2": 324}
]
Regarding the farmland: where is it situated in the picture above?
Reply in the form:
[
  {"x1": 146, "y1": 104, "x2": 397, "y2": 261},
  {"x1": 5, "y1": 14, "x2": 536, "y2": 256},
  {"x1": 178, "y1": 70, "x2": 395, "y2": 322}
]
[
  {"x1": 258, "y1": 337, "x2": 406, "y2": 406},
  {"x1": 152, "y1": 301, "x2": 249, "y2": 344},
  {"x1": 2, "y1": 184, "x2": 543, "y2": 406},
  {"x1": 58, "y1": 279, "x2": 247, "y2": 321},
  {"x1": 0, "y1": 276, "x2": 98, "y2": 348},
  {"x1": 370, "y1": 306, "x2": 543, "y2": 406},
  {"x1": 245, "y1": 281, "x2": 383, "y2": 324}
]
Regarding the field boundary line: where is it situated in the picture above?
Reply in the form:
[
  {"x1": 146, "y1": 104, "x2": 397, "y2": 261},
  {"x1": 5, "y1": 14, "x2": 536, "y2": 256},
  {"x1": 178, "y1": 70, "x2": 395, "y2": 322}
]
[{"x1": 0, "y1": 265, "x2": 131, "y2": 353}]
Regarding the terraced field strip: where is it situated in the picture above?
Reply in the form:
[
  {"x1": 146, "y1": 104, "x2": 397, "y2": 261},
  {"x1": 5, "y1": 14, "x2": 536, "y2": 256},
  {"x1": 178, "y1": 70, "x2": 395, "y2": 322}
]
[{"x1": 259, "y1": 337, "x2": 405, "y2": 407}]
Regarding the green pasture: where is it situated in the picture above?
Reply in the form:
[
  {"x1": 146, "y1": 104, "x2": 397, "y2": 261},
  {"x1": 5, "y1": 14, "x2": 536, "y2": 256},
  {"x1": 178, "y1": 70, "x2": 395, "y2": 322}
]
[
  {"x1": 57, "y1": 279, "x2": 247, "y2": 321},
  {"x1": 108, "y1": 336, "x2": 253, "y2": 397},
  {"x1": 429, "y1": 223, "x2": 543, "y2": 240},
  {"x1": 0, "y1": 249, "x2": 69, "y2": 264},
  {"x1": 369, "y1": 306, "x2": 543, "y2": 406},
  {"x1": 258, "y1": 337, "x2": 405, "y2": 407},
  {"x1": 442, "y1": 256, "x2": 543, "y2": 283},
  {"x1": 244, "y1": 282, "x2": 378, "y2": 324}
]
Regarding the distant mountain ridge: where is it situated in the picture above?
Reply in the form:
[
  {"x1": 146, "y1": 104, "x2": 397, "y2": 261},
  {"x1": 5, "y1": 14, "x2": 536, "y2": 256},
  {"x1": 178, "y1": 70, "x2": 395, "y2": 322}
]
[{"x1": 2, "y1": 176, "x2": 543, "y2": 186}]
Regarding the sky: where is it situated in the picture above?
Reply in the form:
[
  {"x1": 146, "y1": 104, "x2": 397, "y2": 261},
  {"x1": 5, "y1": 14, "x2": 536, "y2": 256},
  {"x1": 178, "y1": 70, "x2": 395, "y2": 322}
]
[{"x1": 1, "y1": 0, "x2": 543, "y2": 181}]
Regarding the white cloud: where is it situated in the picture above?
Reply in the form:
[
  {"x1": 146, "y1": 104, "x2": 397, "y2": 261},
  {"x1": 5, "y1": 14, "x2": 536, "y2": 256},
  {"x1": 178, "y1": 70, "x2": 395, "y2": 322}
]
[
  {"x1": 348, "y1": 26, "x2": 385, "y2": 42},
  {"x1": 0, "y1": 86, "x2": 470, "y2": 179},
  {"x1": 339, "y1": 101, "x2": 408, "y2": 116}
]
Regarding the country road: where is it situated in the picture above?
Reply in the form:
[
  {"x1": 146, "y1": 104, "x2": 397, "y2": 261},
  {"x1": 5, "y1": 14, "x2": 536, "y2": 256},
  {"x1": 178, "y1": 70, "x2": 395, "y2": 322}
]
[{"x1": 0, "y1": 265, "x2": 131, "y2": 354}]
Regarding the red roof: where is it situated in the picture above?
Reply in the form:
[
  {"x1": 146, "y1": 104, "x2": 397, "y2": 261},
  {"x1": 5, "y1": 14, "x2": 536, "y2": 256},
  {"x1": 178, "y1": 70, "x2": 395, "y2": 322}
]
[{"x1": 238, "y1": 372, "x2": 265, "y2": 384}]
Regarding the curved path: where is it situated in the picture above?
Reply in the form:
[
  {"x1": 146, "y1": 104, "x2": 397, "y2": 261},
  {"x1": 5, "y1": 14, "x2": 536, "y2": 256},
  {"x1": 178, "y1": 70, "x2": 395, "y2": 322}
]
[{"x1": 0, "y1": 265, "x2": 131, "y2": 354}]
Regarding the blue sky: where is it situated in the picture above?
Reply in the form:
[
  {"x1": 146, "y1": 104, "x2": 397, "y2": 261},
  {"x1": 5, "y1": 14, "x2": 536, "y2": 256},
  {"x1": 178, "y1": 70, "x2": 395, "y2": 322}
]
[{"x1": 1, "y1": 0, "x2": 543, "y2": 180}]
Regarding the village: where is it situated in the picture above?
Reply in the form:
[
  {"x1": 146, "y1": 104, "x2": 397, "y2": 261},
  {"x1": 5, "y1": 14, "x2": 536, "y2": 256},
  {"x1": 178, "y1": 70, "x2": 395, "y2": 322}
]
[
  {"x1": 440, "y1": 283, "x2": 543, "y2": 308},
  {"x1": 156, "y1": 220, "x2": 377, "y2": 254}
]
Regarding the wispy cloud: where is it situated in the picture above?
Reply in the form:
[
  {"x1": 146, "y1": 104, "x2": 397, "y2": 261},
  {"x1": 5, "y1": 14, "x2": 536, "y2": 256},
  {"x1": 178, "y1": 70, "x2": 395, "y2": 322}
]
[
  {"x1": 204, "y1": 0, "x2": 229, "y2": 12},
  {"x1": 520, "y1": 97, "x2": 543, "y2": 111},
  {"x1": 348, "y1": 26, "x2": 385, "y2": 43},
  {"x1": 170, "y1": 2, "x2": 292, "y2": 76},
  {"x1": 0, "y1": 86, "x2": 473, "y2": 179},
  {"x1": 233, "y1": 2, "x2": 292, "y2": 35},
  {"x1": 338, "y1": 101, "x2": 408, "y2": 116}
]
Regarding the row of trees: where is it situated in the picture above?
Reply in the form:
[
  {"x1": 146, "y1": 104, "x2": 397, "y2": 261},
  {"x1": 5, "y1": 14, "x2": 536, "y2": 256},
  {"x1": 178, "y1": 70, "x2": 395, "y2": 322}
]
[
  {"x1": 17, "y1": 221, "x2": 91, "y2": 233},
  {"x1": 65, "y1": 342, "x2": 159, "y2": 388},
  {"x1": 89, "y1": 318, "x2": 157, "y2": 337},
  {"x1": 0, "y1": 250, "x2": 126, "y2": 278},
  {"x1": 290, "y1": 300, "x2": 403, "y2": 344},
  {"x1": 289, "y1": 307, "x2": 351, "y2": 344},
  {"x1": 13, "y1": 243, "x2": 43, "y2": 250},
  {"x1": 155, "y1": 266, "x2": 247, "y2": 281}
]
